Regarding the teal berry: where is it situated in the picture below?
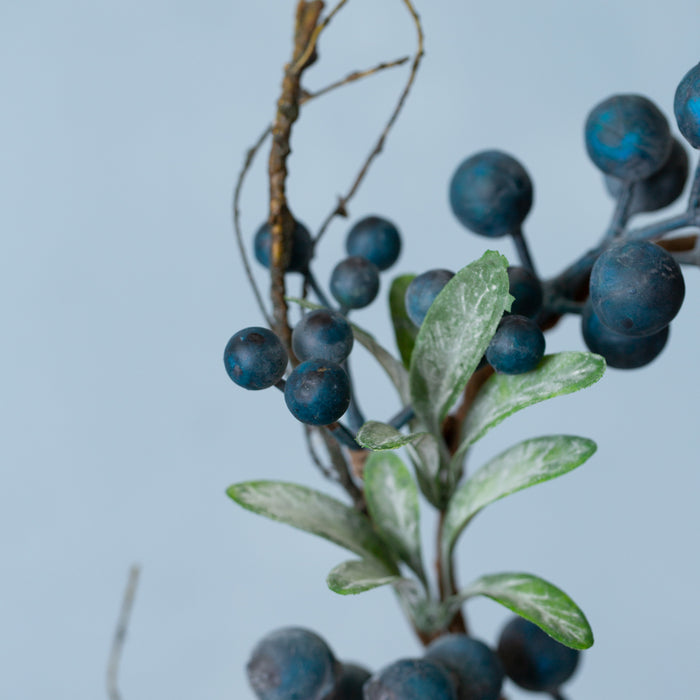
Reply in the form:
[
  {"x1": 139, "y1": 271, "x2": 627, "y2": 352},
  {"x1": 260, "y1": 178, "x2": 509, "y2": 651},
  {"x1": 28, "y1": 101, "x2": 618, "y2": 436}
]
[
  {"x1": 589, "y1": 240, "x2": 684, "y2": 337},
  {"x1": 329, "y1": 256, "x2": 380, "y2": 310},
  {"x1": 497, "y1": 616, "x2": 580, "y2": 693},
  {"x1": 674, "y1": 61, "x2": 700, "y2": 149},
  {"x1": 449, "y1": 150, "x2": 533, "y2": 237},
  {"x1": 486, "y1": 315, "x2": 545, "y2": 374},
  {"x1": 254, "y1": 219, "x2": 313, "y2": 273},
  {"x1": 284, "y1": 359, "x2": 351, "y2": 425},
  {"x1": 292, "y1": 308, "x2": 354, "y2": 365},
  {"x1": 605, "y1": 138, "x2": 689, "y2": 214},
  {"x1": 246, "y1": 627, "x2": 339, "y2": 700},
  {"x1": 507, "y1": 266, "x2": 543, "y2": 318},
  {"x1": 425, "y1": 634, "x2": 504, "y2": 700},
  {"x1": 404, "y1": 269, "x2": 455, "y2": 327},
  {"x1": 364, "y1": 658, "x2": 458, "y2": 700},
  {"x1": 223, "y1": 327, "x2": 287, "y2": 390},
  {"x1": 345, "y1": 215, "x2": 402, "y2": 271},
  {"x1": 584, "y1": 94, "x2": 671, "y2": 181}
]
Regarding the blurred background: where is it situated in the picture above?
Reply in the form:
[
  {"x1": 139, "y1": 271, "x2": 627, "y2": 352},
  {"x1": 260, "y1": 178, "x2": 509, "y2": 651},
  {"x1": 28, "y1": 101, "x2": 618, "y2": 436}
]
[{"x1": 2, "y1": 1, "x2": 699, "y2": 697}]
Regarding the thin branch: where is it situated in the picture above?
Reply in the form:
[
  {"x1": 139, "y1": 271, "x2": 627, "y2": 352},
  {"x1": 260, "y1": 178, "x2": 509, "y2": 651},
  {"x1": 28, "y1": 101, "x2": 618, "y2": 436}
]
[
  {"x1": 317, "y1": 427, "x2": 366, "y2": 513},
  {"x1": 291, "y1": 0, "x2": 349, "y2": 74},
  {"x1": 314, "y1": 0, "x2": 425, "y2": 244},
  {"x1": 107, "y1": 564, "x2": 141, "y2": 700}
]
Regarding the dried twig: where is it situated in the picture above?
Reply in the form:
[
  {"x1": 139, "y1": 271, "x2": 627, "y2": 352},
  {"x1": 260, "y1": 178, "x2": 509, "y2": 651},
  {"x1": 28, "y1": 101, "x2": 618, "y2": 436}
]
[{"x1": 106, "y1": 564, "x2": 141, "y2": 700}]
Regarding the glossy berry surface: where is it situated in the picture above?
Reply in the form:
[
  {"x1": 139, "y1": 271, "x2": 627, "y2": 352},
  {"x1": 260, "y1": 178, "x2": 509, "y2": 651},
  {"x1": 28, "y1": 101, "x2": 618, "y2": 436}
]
[
  {"x1": 292, "y1": 308, "x2": 354, "y2": 365},
  {"x1": 497, "y1": 616, "x2": 580, "y2": 692},
  {"x1": 507, "y1": 266, "x2": 543, "y2": 318},
  {"x1": 605, "y1": 138, "x2": 689, "y2": 214},
  {"x1": 449, "y1": 150, "x2": 533, "y2": 237},
  {"x1": 327, "y1": 663, "x2": 370, "y2": 700},
  {"x1": 284, "y1": 359, "x2": 350, "y2": 425},
  {"x1": 589, "y1": 240, "x2": 685, "y2": 337},
  {"x1": 329, "y1": 256, "x2": 380, "y2": 310},
  {"x1": 405, "y1": 269, "x2": 455, "y2": 327},
  {"x1": 486, "y1": 315, "x2": 545, "y2": 374},
  {"x1": 425, "y1": 634, "x2": 504, "y2": 700},
  {"x1": 223, "y1": 327, "x2": 287, "y2": 390},
  {"x1": 674, "y1": 61, "x2": 700, "y2": 149},
  {"x1": 364, "y1": 658, "x2": 457, "y2": 700},
  {"x1": 254, "y1": 219, "x2": 313, "y2": 273},
  {"x1": 581, "y1": 300, "x2": 669, "y2": 369},
  {"x1": 246, "y1": 627, "x2": 339, "y2": 700},
  {"x1": 584, "y1": 94, "x2": 671, "y2": 180},
  {"x1": 345, "y1": 215, "x2": 401, "y2": 271}
]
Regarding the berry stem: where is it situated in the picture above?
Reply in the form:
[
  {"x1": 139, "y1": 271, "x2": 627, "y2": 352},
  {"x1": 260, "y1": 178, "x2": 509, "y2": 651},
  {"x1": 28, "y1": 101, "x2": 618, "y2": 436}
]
[
  {"x1": 688, "y1": 157, "x2": 700, "y2": 211},
  {"x1": 549, "y1": 691, "x2": 568, "y2": 700},
  {"x1": 603, "y1": 180, "x2": 634, "y2": 240},
  {"x1": 342, "y1": 358, "x2": 367, "y2": 433},
  {"x1": 388, "y1": 404, "x2": 415, "y2": 430},
  {"x1": 511, "y1": 227, "x2": 538, "y2": 276},
  {"x1": 304, "y1": 268, "x2": 335, "y2": 309}
]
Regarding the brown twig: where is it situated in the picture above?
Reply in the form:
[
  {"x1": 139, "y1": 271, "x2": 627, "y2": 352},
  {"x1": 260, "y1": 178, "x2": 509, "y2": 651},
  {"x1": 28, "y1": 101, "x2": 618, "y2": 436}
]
[
  {"x1": 317, "y1": 427, "x2": 367, "y2": 514},
  {"x1": 106, "y1": 564, "x2": 141, "y2": 700},
  {"x1": 314, "y1": 0, "x2": 425, "y2": 244}
]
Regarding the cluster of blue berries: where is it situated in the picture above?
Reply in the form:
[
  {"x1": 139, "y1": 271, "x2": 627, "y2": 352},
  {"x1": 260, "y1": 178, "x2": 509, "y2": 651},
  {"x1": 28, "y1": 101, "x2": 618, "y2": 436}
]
[{"x1": 246, "y1": 618, "x2": 579, "y2": 700}]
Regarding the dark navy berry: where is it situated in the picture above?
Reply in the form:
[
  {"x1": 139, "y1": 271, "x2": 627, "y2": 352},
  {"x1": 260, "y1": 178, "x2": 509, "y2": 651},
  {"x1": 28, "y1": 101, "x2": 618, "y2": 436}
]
[
  {"x1": 605, "y1": 138, "x2": 689, "y2": 214},
  {"x1": 327, "y1": 663, "x2": 370, "y2": 700},
  {"x1": 254, "y1": 220, "x2": 313, "y2": 273},
  {"x1": 589, "y1": 240, "x2": 685, "y2": 337},
  {"x1": 449, "y1": 150, "x2": 533, "y2": 237},
  {"x1": 364, "y1": 658, "x2": 458, "y2": 700},
  {"x1": 674, "y1": 62, "x2": 700, "y2": 149},
  {"x1": 507, "y1": 266, "x2": 543, "y2": 318},
  {"x1": 329, "y1": 256, "x2": 380, "y2": 310},
  {"x1": 497, "y1": 616, "x2": 580, "y2": 693},
  {"x1": 284, "y1": 359, "x2": 351, "y2": 425},
  {"x1": 581, "y1": 300, "x2": 669, "y2": 369},
  {"x1": 584, "y1": 94, "x2": 671, "y2": 180},
  {"x1": 223, "y1": 327, "x2": 287, "y2": 390},
  {"x1": 345, "y1": 216, "x2": 401, "y2": 271},
  {"x1": 246, "y1": 627, "x2": 339, "y2": 700},
  {"x1": 404, "y1": 269, "x2": 455, "y2": 327},
  {"x1": 292, "y1": 309, "x2": 354, "y2": 364},
  {"x1": 486, "y1": 315, "x2": 545, "y2": 374},
  {"x1": 425, "y1": 634, "x2": 504, "y2": 700}
]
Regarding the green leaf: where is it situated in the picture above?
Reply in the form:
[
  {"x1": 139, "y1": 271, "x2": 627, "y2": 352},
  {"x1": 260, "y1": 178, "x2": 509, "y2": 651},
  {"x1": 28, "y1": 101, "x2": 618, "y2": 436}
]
[
  {"x1": 364, "y1": 452, "x2": 426, "y2": 583},
  {"x1": 227, "y1": 481, "x2": 397, "y2": 570},
  {"x1": 441, "y1": 435, "x2": 596, "y2": 567},
  {"x1": 389, "y1": 274, "x2": 418, "y2": 368},
  {"x1": 409, "y1": 251, "x2": 511, "y2": 436},
  {"x1": 453, "y1": 352, "x2": 605, "y2": 470},
  {"x1": 450, "y1": 572, "x2": 594, "y2": 649},
  {"x1": 326, "y1": 559, "x2": 401, "y2": 595},
  {"x1": 356, "y1": 420, "x2": 429, "y2": 451},
  {"x1": 286, "y1": 297, "x2": 410, "y2": 403}
]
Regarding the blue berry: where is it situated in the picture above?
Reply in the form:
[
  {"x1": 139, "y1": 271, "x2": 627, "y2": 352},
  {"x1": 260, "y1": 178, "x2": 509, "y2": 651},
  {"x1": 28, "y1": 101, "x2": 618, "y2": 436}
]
[
  {"x1": 486, "y1": 315, "x2": 545, "y2": 374},
  {"x1": 246, "y1": 627, "x2": 339, "y2": 700},
  {"x1": 254, "y1": 220, "x2": 313, "y2": 273},
  {"x1": 449, "y1": 150, "x2": 533, "y2": 237},
  {"x1": 292, "y1": 309, "x2": 354, "y2": 364},
  {"x1": 605, "y1": 138, "x2": 689, "y2": 214},
  {"x1": 589, "y1": 240, "x2": 685, "y2": 337},
  {"x1": 284, "y1": 359, "x2": 351, "y2": 425},
  {"x1": 330, "y1": 256, "x2": 380, "y2": 310},
  {"x1": 327, "y1": 663, "x2": 371, "y2": 700},
  {"x1": 497, "y1": 616, "x2": 580, "y2": 693},
  {"x1": 425, "y1": 634, "x2": 504, "y2": 700},
  {"x1": 345, "y1": 216, "x2": 401, "y2": 271},
  {"x1": 404, "y1": 269, "x2": 455, "y2": 327},
  {"x1": 364, "y1": 658, "x2": 458, "y2": 700},
  {"x1": 584, "y1": 94, "x2": 671, "y2": 180},
  {"x1": 581, "y1": 300, "x2": 669, "y2": 370},
  {"x1": 507, "y1": 266, "x2": 543, "y2": 318},
  {"x1": 674, "y1": 62, "x2": 700, "y2": 149},
  {"x1": 223, "y1": 327, "x2": 287, "y2": 390}
]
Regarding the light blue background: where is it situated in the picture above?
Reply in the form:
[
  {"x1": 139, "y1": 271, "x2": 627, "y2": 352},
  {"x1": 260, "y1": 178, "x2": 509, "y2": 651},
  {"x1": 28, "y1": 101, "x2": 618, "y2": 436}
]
[{"x1": 2, "y1": 1, "x2": 699, "y2": 698}]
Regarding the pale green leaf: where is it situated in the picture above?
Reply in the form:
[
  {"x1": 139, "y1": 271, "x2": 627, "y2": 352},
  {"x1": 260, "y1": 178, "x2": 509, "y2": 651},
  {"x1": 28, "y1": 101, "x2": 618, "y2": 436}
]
[
  {"x1": 364, "y1": 452, "x2": 426, "y2": 583},
  {"x1": 326, "y1": 559, "x2": 401, "y2": 595},
  {"x1": 450, "y1": 572, "x2": 594, "y2": 649},
  {"x1": 356, "y1": 420, "x2": 429, "y2": 451},
  {"x1": 409, "y1": 251, "x2": 511, "y2": 435},
  {"x1": 389, "y1": 274, "x2": 418, "y2": 368},
  {"x1": 227, "y1": 481, "x2": 397, "y2": 570},
  {"x1": 441, "y1": 436, "x2": 596, "y2": 566}
]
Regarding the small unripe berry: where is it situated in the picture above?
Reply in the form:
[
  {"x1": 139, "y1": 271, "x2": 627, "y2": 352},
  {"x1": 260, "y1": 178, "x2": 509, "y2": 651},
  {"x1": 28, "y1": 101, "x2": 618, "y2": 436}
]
[
  {"x1": 507, "y1": 266, "x2": 543, "y2": 318},
  {"x1": 404, "y1": 269, "x2": 455, "y2": 327},
  {"x1": 674, "y1": 62, "x2": 700, "y2": 149},
  {"x1": 486, "y1": 315, "x2": 545, "y2": 374},
  {"x1": 330, "y1": 256, "x2": 380, "y2": 310},
  {"x1": 284, "y1": 360, "x2": 351, "y2": 425},
  {"x1": 254, "y1": 219, "x2": 313, "y2": 273},
  {"x1": 292, "y1": 309, "x2": 354, "y2": 365},
  {"x1": 223, "y1": 327, "x2": 287, "y2": 390},
  {"x1": 345, "y1": 215, "x2": 401, "y2": 271},
  {"x1": 364, "y1": 658, "x2": 458, "y2": 700}
]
